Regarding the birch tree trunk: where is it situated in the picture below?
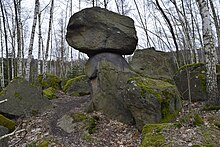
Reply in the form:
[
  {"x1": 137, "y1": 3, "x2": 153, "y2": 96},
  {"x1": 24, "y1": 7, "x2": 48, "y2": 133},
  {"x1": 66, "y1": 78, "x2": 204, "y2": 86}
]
[
  {"x1": 209, "y1": 0, "x2": 220, "y2": 61},
  {"x1": 0, "y1": 17, "x2": 5, "y2": 88},
  {"x1": 43, "y1": 0, "x2": 54, "y2": 76},
  {"x1": 25, "y1": 0, "x2": 39, "y2": 81},
  {"x1": 0, "y1": 1, "x2": 10, "y2": 85},
  {"x1": 196, "y1": 0, "x2": 219, "y2": 105},
  {"x1": 38, "y1": 2, "x2": 42, "y2": 75},
  {"x1": 14, "y1": 0, "x2": 23, "y2": 77}
]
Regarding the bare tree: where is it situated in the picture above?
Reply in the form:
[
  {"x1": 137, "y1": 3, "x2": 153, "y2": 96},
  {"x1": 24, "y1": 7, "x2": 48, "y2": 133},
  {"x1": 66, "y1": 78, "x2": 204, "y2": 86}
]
[
  {"x1": 196, "y1": 0, "x2": 219, "y2": 106},
  {"x1": 25, "y1": 0, "x2": 40, "y2": 81},
  {"x1": 209, "y1": 0, "x2": 220, "y2": 58},
  {"x1": 13, "y1": 0, "x2": 23, "y2": 77},
  {"x1": 0, "y1": 1, "x2": 10, "y2": 84},
  {"x1": 155, "y1": 0, "x2": 180, "y2": 67},
  {"x1": 0, "y1": 17, "x2": 5, "y2": 88},
  {"x1": 43, "y1": 0, "x2": 54, "y2": 76}
]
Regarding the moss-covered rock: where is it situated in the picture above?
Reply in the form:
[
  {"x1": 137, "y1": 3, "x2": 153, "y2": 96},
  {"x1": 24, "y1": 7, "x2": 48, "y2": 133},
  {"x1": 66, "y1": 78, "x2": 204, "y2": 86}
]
[
  {"x1": 63, "y1": 75, "x2": 90, "y2": 96},
  {"x1": 124, "y1": 76, "x2": 182, "y2": 130},
  {"x1": 141, "y1": 123, "x2": 172, "y2": 147},
  {"x1": 43, "y1": 87, "x2": 57, "y2": 100},
  {"x1": 0, "y1": 78, "x2": 51, "y2": 117},
  {"x1": 57, "y1": 113, "x2": 98, "y2": 135},
  {"x1": 86, "y1": 53, "x2": 136, "y2": 125},
  {"x1": 174, "y1": 63, "x2": 220, "y2": 102},
  {"x1": 0, "y1": 114, "x2": 16, "y2": 131},
  {"x1": 37, "y1": 74, "x2": 61, "y2": 90}
]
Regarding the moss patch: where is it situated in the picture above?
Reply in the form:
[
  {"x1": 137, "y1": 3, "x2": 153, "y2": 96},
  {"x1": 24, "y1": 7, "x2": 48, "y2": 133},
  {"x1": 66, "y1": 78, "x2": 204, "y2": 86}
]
[
  {"x1": 43, "y1": 87, "x2": 57, "y2": 100},
  {"x1": 63, "y1": 75, "x2": 86, "y2": 92},
  {"x1": 37, "y1": 74, "x2": 61, "y2": 90},
  {"x1": 129, "y1": 76, "x2": 181, "y2": 123},
  {"x1": 178, "y1": 111, "x2": 204, "y2": 127},
  {"x1": 141, "y1": 123, "x2": 171, "y2": 147},
  {"x1": 38, "y1": 139, "x2": 49, "y2": 147},
  {"x1": 70, "y1": 112, "x2": 98, "y2": 134},
  {"x1": 0, "y1": 114, "x2": 16, "y2": 131}
]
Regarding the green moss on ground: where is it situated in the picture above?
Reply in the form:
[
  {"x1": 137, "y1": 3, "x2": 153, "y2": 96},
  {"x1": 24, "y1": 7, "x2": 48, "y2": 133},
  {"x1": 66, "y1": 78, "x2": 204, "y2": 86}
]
[
  {"x1": 38, "y1": 139, "x2": 49, "y2": 147},
  {"x1": 0, "y1": 114, "x2": 16, "y2": 131},
  {"x1": 43, "y1": 87, "x2": 57, "y2": 100},
  {"x1": 63, "y1": 75, "x2": 86, "y2": 93},
  {"x1": 141, "y1": 123, "x2": 172, "y2": 147},
  {"x1": 37, "y1": 74, "x2": 61, "y2": 90},
  {"x1": 178, "y1": 111, "x2": 204, "y2": 127}
]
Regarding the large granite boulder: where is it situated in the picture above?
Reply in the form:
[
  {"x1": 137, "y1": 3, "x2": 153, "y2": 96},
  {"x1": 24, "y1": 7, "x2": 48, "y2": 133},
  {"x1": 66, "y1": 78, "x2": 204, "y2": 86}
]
[
  {"x1": 85, "y1": 53, "x2": 181, "y2": 130},
  {"x1": 174, "y1": 63, "x2": 220, "y2": 102},
  {"x1": 66, "y1": 7, "x2": 138, "y2": 56},
  {"x1": 86, "y1": 53, "x2": 135, "y2": 124},
  {"x1": 130, "y1": 48, "x2": 176, "y2": 80},
  {"x1": 0, "y1": 78, "x2": 51, "y2": 117},
  {"x1": 123, "y1": 76, "x2": 181, "y2": 130}
]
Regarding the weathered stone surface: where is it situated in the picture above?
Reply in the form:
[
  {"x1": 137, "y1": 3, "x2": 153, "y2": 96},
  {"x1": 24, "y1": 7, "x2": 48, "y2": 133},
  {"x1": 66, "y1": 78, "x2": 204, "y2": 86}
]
[
  {"x1": 66, "y1": 7, "x2": 138, "y2": 56},
  {"x1": 130, "y1": 48, "x2": 176, "y2": 80},
  {"x1": 86, "y1": 54, "x2": 135, "y2": 124},
  {"x1": 0, "y1": 125, "x2": 8, "y2": 147},
  {"x1": 0, "y1": 78, "x2": 51, "y2": 117},
  {"x1": 85, "y1": 54, "x2": 181, "y2": 130},
  {"x1": 173, "y1": 63, "x2": 207, "y2": 101},
  {"x1": 63, "y1": 75, "x2": 91, "y2": 96},
  {"x1": 123, "y1": 76, "x2": 182, "y2": 130},
  {"x1": 85, "y1": 52, "x2": 132, "y2": 79}
]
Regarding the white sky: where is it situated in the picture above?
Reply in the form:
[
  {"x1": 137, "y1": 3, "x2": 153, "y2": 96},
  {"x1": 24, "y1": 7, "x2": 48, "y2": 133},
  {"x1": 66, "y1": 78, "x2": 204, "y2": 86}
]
[{"x1": 2, "y1": 0, "x2": 220, "y2": 59}]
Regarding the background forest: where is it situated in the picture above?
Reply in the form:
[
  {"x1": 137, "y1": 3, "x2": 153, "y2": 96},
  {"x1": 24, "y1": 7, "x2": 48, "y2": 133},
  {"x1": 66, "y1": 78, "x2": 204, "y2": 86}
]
[{"x1": 0, "y1": 0, "x2": 220, "y2": 96}]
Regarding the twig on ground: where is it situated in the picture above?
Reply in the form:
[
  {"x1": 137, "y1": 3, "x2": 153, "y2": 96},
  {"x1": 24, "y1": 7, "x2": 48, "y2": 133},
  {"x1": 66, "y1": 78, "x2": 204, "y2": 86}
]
[
  {"x1": 0, "y1": 99, "x2": 7, "y2": 104},
  {"x1": 0, "y1": 129, "x2": 26, "y2": 141}
]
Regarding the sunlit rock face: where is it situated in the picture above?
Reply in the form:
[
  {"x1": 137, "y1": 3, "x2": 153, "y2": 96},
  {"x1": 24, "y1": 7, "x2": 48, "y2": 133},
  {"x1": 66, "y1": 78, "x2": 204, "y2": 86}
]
[{"x1": 66, "y1": 7, "x2": 138, "y2": 56}]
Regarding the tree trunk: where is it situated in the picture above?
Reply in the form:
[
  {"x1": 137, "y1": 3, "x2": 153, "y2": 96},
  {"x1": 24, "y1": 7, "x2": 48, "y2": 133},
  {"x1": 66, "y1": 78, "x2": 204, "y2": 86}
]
[
  {"x1": 209, "y1": 0, "x2": 220, "y2": 62},
  {"x1": 155, "y1": 0, "x2": 180, "y2": 67},
  {"x1": 43, "y1": 0, "x2": 54, "y2": 75},
  {"x1": 0, "y1": 1, "x2": 10, "y2": 85},
  {"x1": 14, "y1": 0, "x2": 23, "y2": 77},
  {"x1": 196, "y1": 0, "x2": 219, "y2": 106},
  {"x1": 25, "y1": 0, "x2": 39, "y2": 81},
  {"x1": 38, "y1": 2, "x2": 42, "y2": 75},
  {"x1": 0, "y1": 17, "x2": 5, "y2": 88}
]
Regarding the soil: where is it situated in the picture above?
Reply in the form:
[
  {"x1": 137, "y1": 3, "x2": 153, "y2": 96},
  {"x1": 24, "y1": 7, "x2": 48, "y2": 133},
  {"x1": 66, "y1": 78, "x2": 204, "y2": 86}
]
[
  {"x1": 8, "y1": 91, "x2": 141, "y2": 147},
  {"x1": 7, "y1": 91, "x2": 220, "y2": 147}
]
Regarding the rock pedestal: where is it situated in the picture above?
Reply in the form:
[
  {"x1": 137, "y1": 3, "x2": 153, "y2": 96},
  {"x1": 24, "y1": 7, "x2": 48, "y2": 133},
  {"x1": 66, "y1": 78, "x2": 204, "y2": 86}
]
[{"x1": 66, "y1": 7, "x2": 181, "y2": 131}]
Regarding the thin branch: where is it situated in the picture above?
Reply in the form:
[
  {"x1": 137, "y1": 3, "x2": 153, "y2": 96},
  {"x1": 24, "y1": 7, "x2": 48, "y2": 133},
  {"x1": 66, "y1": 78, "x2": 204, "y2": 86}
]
[
  {"x1": 0, "y1": 99, "x2": 7, "y2": 104},
  {"x1": 0, "y1": 129, "x2": 26, "y2": 140}
]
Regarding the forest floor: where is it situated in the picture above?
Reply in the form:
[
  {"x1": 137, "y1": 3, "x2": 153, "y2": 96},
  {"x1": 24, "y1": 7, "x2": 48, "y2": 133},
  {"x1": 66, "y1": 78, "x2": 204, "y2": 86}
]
[{"x1": 8, "y1": 91, "x2": 220, "y2": 147}]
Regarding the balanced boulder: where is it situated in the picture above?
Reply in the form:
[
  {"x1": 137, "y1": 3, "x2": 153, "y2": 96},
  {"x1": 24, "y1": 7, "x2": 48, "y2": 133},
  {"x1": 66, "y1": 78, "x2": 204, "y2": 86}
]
[{"x1": 66, "y1": 7, "x2": 138, "y2": 56}]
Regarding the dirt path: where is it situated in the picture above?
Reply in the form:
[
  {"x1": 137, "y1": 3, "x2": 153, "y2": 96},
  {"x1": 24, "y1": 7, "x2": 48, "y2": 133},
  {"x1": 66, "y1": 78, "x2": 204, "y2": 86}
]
[{"x1": 8, "y1": 91, "x2": 141, "y2": 147}]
